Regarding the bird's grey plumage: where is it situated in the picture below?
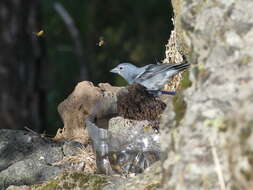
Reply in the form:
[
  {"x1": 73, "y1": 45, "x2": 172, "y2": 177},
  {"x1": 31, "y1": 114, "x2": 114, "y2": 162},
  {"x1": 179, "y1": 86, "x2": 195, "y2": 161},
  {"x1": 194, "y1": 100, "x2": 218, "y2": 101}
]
[{"x1": 110, "y1": 62, "x2": 190, "y2": 90}]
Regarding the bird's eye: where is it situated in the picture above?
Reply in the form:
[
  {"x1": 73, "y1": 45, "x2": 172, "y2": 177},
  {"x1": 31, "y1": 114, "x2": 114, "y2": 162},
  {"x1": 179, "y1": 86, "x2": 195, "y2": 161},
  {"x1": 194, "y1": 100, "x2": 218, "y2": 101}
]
[{"x1": 119, "y1": 66, "x2": 123, "y2": 70}]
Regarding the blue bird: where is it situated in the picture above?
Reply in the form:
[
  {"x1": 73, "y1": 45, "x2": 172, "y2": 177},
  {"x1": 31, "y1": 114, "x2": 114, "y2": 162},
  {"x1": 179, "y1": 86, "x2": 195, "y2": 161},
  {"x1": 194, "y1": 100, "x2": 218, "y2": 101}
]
[{"x1": 110, "y1": 62, "x2": 190, "y2": 95}]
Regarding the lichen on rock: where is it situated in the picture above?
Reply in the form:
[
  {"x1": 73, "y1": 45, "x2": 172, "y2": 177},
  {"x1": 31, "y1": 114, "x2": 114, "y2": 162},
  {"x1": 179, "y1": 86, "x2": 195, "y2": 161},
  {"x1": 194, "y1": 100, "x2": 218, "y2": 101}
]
[{"x1": 160, "y1": 0, "x2": 253, "y2": 189}]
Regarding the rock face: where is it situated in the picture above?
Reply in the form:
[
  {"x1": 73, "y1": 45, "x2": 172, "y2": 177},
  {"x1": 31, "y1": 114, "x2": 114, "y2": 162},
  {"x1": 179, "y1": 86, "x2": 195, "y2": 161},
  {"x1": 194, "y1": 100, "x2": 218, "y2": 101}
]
[
  {"x1": 56, "y1": 81, "x2": 121, "y2": 144},
  {"x1": 0, "y1": 129, "x2": 90, "y2": 189},
  {"x1": 160, "y1": 0, "x2": 253, "y2": 189},
  {"x1": 104, "y1": 161, "x2": 162, "y2": 190}
]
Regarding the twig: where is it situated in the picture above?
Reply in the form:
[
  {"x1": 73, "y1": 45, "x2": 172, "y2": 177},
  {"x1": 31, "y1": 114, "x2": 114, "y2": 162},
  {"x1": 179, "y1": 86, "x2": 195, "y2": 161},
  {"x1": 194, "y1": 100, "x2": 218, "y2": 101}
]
[
  {"x1": 24, "y1": 126, "x2": 54, "y2": 138},
  {"x1": 209, "y1": 137, "x2": 226, "y2": 190},
  {"x1": 53, "y1": 2, "x2": 88, "y2": 80},
  {"x1": 24, "y1": 126, "x2": 40, "y2": 136}
]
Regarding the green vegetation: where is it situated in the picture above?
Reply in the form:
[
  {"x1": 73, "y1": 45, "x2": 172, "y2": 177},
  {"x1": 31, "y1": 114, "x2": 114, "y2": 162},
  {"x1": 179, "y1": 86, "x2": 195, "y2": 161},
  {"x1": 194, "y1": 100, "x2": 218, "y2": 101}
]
[
  {"x1": 38, "y1": 172, "x2": 108, "y2": 190},
  {"x1": 172, "y1": 71, "x2": 191, "y2": 126},
  {"x1": 40, "y1": 179, "x2": 60, "y2": 190}
]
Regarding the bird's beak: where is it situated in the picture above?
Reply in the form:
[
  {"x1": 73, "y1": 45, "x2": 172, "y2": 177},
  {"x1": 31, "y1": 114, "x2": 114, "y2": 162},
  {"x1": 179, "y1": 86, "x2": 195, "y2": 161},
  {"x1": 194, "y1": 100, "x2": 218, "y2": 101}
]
[{"x1": 110, "y1": 67, "x2": 119, "y2": 73}]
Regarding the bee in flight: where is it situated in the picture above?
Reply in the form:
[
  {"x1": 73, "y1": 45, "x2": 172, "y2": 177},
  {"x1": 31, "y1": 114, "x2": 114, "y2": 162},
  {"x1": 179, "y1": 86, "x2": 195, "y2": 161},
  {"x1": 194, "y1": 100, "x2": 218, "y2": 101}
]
[
  {"x1": 33, "y1": 30, "x2": 45, "y2": 38},
  {"x1": 97, "y1": 36, "x2": 105, "y2": 47}
]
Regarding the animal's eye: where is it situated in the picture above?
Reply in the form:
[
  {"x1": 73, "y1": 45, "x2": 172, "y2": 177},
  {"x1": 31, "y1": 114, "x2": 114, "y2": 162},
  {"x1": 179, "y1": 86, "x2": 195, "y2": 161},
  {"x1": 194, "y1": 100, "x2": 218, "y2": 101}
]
[{"x1": 119, "y1": 66, "x2": 123, "y2": 70}]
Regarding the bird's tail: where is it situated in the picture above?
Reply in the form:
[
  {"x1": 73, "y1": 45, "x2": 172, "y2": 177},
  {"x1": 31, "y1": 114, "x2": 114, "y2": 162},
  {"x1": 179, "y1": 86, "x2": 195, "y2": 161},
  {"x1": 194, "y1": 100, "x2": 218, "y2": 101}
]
[
  {"x1": 171, "y1": 62, "x2": 190, "y2": 72},
  {"x1": 148, "y1": 90, "x2": 176, "y2": 96}
]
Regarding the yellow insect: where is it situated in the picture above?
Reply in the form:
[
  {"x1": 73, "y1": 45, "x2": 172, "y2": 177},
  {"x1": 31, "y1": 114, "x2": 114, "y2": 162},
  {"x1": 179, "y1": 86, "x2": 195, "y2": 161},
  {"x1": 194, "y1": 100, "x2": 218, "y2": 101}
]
[
  {"x1": 34, "y1": 30, "x2": 45, "y2": 37},
  {"x1": 97, "y1": 36, "x2": 105, "y2": 46}
]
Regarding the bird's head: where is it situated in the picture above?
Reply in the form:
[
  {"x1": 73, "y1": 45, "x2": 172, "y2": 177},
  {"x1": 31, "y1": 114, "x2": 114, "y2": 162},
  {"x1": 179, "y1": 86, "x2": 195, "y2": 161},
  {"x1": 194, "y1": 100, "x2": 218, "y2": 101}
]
[{"x1": 110, "y1": 63, "x2": 139, "y2": 84}]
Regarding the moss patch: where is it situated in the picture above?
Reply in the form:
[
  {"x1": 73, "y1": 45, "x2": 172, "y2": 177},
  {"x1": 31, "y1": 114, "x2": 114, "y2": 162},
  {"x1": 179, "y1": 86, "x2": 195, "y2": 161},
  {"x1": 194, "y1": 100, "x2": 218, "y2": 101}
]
[
  {"x1": 172, "y1": 71, "x2": 191, "y2": 126},
  {"x1": 173, "y1": 93, "x2": 187, "y2": 126},
  {"x1": 142, "y1": 182, "x2": 161, "y2": 190},
  {"x1": 37, "y1": 172, "x2": 108, "y2": 190},
  {"x1": 40, "y1": 179, "x2": 60, "y2": 190},
  {"x1": 180, "y1": 71, "x2": 192, "y2": 89}
]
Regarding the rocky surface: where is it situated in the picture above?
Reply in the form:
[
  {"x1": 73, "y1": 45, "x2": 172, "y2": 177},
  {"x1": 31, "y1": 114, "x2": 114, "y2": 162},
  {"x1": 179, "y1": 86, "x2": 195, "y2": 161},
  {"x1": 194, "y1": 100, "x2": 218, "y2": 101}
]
[
  {"x1": 104, "y1": 161, "x2": 162, "y2": 190},
  {"x1": 0, "y1": 129, "x2": 92, "y2": 190},
  {"x1": 160, "y1": 0, "x2": 253, "y2": 189},
  {"x1": 6, "y1": 172, "x2": 108, "y2": 190},
  {"x1": 56, "y1": 82, "x2": 121, "y2": 144}
]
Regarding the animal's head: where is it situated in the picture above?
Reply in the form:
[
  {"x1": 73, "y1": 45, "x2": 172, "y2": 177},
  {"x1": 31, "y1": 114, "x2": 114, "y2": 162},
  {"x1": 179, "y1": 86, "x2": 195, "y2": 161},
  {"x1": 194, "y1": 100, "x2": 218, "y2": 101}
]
[{"x1": 110, "y1": 63, "x2": 138, "y2": 83}]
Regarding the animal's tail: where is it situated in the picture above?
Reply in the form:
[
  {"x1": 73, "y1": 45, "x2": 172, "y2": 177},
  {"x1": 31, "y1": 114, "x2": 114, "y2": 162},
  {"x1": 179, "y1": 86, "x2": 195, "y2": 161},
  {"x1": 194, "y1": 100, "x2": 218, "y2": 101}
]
[
  {"x1": 171, "y1": 62, "x2": 190, "y2": 72},
  {"x1": 148, "y1": 90, "x2": 176, "y2": 96}
]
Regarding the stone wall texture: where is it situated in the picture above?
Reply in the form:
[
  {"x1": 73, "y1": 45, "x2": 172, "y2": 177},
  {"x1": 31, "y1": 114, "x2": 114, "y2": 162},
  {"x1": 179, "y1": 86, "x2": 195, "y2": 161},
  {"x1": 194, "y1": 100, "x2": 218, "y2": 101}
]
[{"x1": 161, "y1": 0, "x2": 253, "y2": 189}]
